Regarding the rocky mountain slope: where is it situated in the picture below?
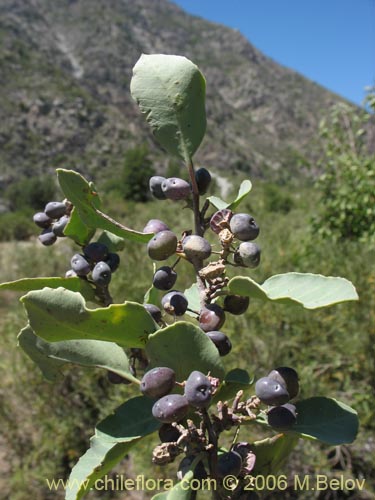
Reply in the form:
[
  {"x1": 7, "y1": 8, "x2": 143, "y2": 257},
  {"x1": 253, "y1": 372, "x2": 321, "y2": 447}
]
[{"x1": 0, "y1": 0, "x2": 345, "y2": 187}]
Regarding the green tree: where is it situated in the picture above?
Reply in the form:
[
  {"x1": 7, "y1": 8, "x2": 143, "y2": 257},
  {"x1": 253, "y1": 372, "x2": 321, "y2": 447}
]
[
  {"x1": 312, "y1": 90, "x2": 375, "y2": 242},
  {"x1": 120, "y1": 144, "x2": 155, "y2": 202},
  {"x1": 4, "y1": 176, "x2": 56, "y2": 211}
]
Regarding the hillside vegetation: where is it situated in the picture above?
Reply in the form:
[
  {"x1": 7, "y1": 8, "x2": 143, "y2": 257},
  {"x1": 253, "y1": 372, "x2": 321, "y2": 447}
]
[
  {"x1": 0, "y1": 0, "x2": 344, "y2": 188},
  {"x1": 0, "y1": 175, "x2": 374, "y2": 499}
]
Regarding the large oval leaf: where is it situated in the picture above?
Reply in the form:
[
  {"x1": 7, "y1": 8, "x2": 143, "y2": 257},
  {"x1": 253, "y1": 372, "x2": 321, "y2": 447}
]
[
  {"x1": 293, "y1": 397, "x2": 359, "y2": 445},
  {"x1": 66, "y1": 396, "x2": 159, "y2": 500},
  {"x1": 18, "y1": 325, "x2": 65, "y2": 382},
  {"x1": 131, "y1": 54, "x2": 206, "y2": 162},
  {"x1": 21, "y1": 288, "x2": 157, "y2": 347},
  {"x1": 18, "y1": 325, "x2": 138, "y2": 383},
  {"x1": 96, "y1": 396, "x2": 159, "y2": 441},
  {"x1": 0, "y1": 276, "x2": 95, "y2": 301},
  {"x1": 57, "y1": 169, "x2": 152, "y2": 243},
  {"x1": 228, "y1": 272, "x2": 358, "y2": 309},
  {"x1": 146, "y1": 321, "x2": 225, "y2": 380}
]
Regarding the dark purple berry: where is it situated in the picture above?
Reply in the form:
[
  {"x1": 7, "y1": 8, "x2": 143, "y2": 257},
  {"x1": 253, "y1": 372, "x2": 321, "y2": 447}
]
[
  {"x1": 161, "y1": 291, "x2": 188, "y2": 316},
  {"x1": 182, "y1": 235, "x2": 212, "y2": 261},
  {"x1": 153, "y1": 266, "x2": 177, "y2": 290},
  {"x1": 92, "y1": 261, "x2": 112, "y2": 287},
  {"x1": 106, "y1": 253, "x2": 120, "y2": 272},
  {"x1": 144, "y1": 304, "x2": 162, "y2": 323},
  {"x1": 223, "y1": 295, "x2": 249, "y2": 315},
  {"x1": 38, "y1": 228, "x2": 57, "y2": 246},
  {"x1": 147, "y1": 230, "x2": 177, "y2": 261},
  {"x1": 255, "y1": 376, "x2": 290, "y2": 406},
  {"x1": 267, "y1": 403, "x2": 297, "y2": 429},
  {"x1": 195, "y1": 167, "x2": 211, "y2": 195},
  {"x1": 71, "y1": 254, "x2": 91, "y2": 276},
  {"x1": 268, "y1": 367, "x2": 299, "y2": 400},
  {"x1": 230, "y1": 213, "x2": 259, "y2": 241},
  {"x1": 33, "y1": 212, "x2": 52, "y2": 229},
  {"x1": 184, "y1": 371, "x2": 212, "y2": 408},
  {"x1": 152, "y1": 394, "x2": 189, "y2": 423},
  {"x1": 158, "y1": 423, "x2": 182, "y2": 443},
  {"x1": 44, "y1": 201, "x2": 67, "y2": 219},
  {"x1": 149, "y1": 176, "x2": 167, "y2": 200},
  {"x1": 143, "y1": 219, "x2": 170, "y2": 234},
  {"x1": 234, "y1": 242, "x2": 261, "y2": 268},
  {"x1": 217, "y1": 451, "x2": 242, "y2": 478},
  {"x1": 140, "y1": 367, "x2": 176, "y2": 399},
  {"x1": 199, "y1": 304, "x2": 226, "y2": 332},
  {"x1": 206, "y1": 331, "x2": 232, "y2": 356},
  {"x1": 83, "y1": 242, "x2": 108, "y2": 262},
  {"x1": 52, "y1": 215, "x2": 70, "y2": 237},
  {"x1": 161, "y1": 178, "x2": 191, "y2": 201}
]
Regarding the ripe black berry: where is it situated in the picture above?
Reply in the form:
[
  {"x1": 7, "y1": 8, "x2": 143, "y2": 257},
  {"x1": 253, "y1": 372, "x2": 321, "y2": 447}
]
[
  {"x1": 223, "y1": 295, "x2": 249, "y2": 315},
  {"x1": 267, "y1": 403, "x2": 297, "y2": 429},
  {"x1": 161, "y1": 291, "x2": 188, "y2": 316},
  {"x1": 153, "y1": 266, "x2": 177, "y2": 290},
  {"x1": 206, "y1": 331, "x2": 232, "y2": 356}
]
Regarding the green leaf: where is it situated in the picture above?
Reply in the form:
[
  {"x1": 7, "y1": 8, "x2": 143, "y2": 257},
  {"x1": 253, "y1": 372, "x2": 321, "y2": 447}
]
[
  {"x1": 293, "y1": 397, "x2": 359, "y2": 445},
  {"x1": 97, "y1": 230, "x2": 125, "y2": 252},
  {"x1": 64, "y1": 207, "x2": 96, "y2": 246},
  {"x1": 0, "y1": 276, "x2": 95, "y2": 301},
  {"x1": 228, "y1": 179, "x2": 252, "y2": 210},
  {"x1": 152, "y1": 471, "x2": 194, "y2": 500},
  {"x1": 57, "y1": 169, "x2": 152, "y2": 243},
  {"x1": 146, "y1": 321, "x2": 225, "y2": 380},
  {"x1": 65, "y1": 438, "x2": 132, "y2": 500},
  {"x1": 207, "y1": 196, "x2": 229, "y2": 210},
  {"x1": 183, "y1": 283, "x2": 200, "y2": 317},
  {"x1": 18, "y1": 325, "x2": 65, "y2": 382},
  {"x1": 228, "y1": 272, "x2": 359, "y2": 309},
  {"x1": 213, "y1": 368, "x2": 253, "y2": 403},
  {"x1": 130, "y1": 54, "x2": 206, "y2": 162},
  {"x1": 96, "y1": 396, "x2": 159, "y2": 441},
  {"x1": 20, "y1": 326, "x2": 138, "y2": 383},
  {"x1": 144, "y1": 285, "x2": 160, "y2": 306},
  {"x1": 66, "y1": 397, "x2": 159, "y2": 500},
  {"x1": 208, "y1": 179, "x2": 252, "y2": 211},
  {"x1": 251, "y1": 434, "x2": 299, "y2": 475},
  {"x1": 21, "y1": 288, "x2": 157, "y2": 347}
]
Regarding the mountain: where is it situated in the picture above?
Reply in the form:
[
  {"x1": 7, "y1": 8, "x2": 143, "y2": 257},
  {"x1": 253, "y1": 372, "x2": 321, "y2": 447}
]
[{"x1": 0, "y1": 0, "x2": 344, "y2": 187}]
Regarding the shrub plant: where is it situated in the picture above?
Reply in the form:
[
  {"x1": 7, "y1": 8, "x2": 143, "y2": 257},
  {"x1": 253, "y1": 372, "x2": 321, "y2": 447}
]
[{"x1": 0, "y1": 55, "x2": 360, "y2": 500}]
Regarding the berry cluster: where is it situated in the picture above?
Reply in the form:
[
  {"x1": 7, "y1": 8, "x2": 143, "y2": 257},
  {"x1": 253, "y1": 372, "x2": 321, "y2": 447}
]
[
  {"x1": 33, "y1": 200, "x2": 72, "y2": 246},
  {"x1": 140, "y1": 367, "x2": 213, "y2": 423},
  {"x1": 255, "y1": 366, "x2": 299, "y2": 430},
  {"x1": 144, "y1": 167, "x2": 261, "y2": 360},
  {"x1": 66, "y1": 242, "x2": 120, "y2": 288}
]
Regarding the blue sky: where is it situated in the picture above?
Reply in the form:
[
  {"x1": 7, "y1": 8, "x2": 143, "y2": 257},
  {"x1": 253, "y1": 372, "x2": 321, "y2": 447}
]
[{"x1": 172, "y1": 0, "x2": 375, "y2": 105}]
